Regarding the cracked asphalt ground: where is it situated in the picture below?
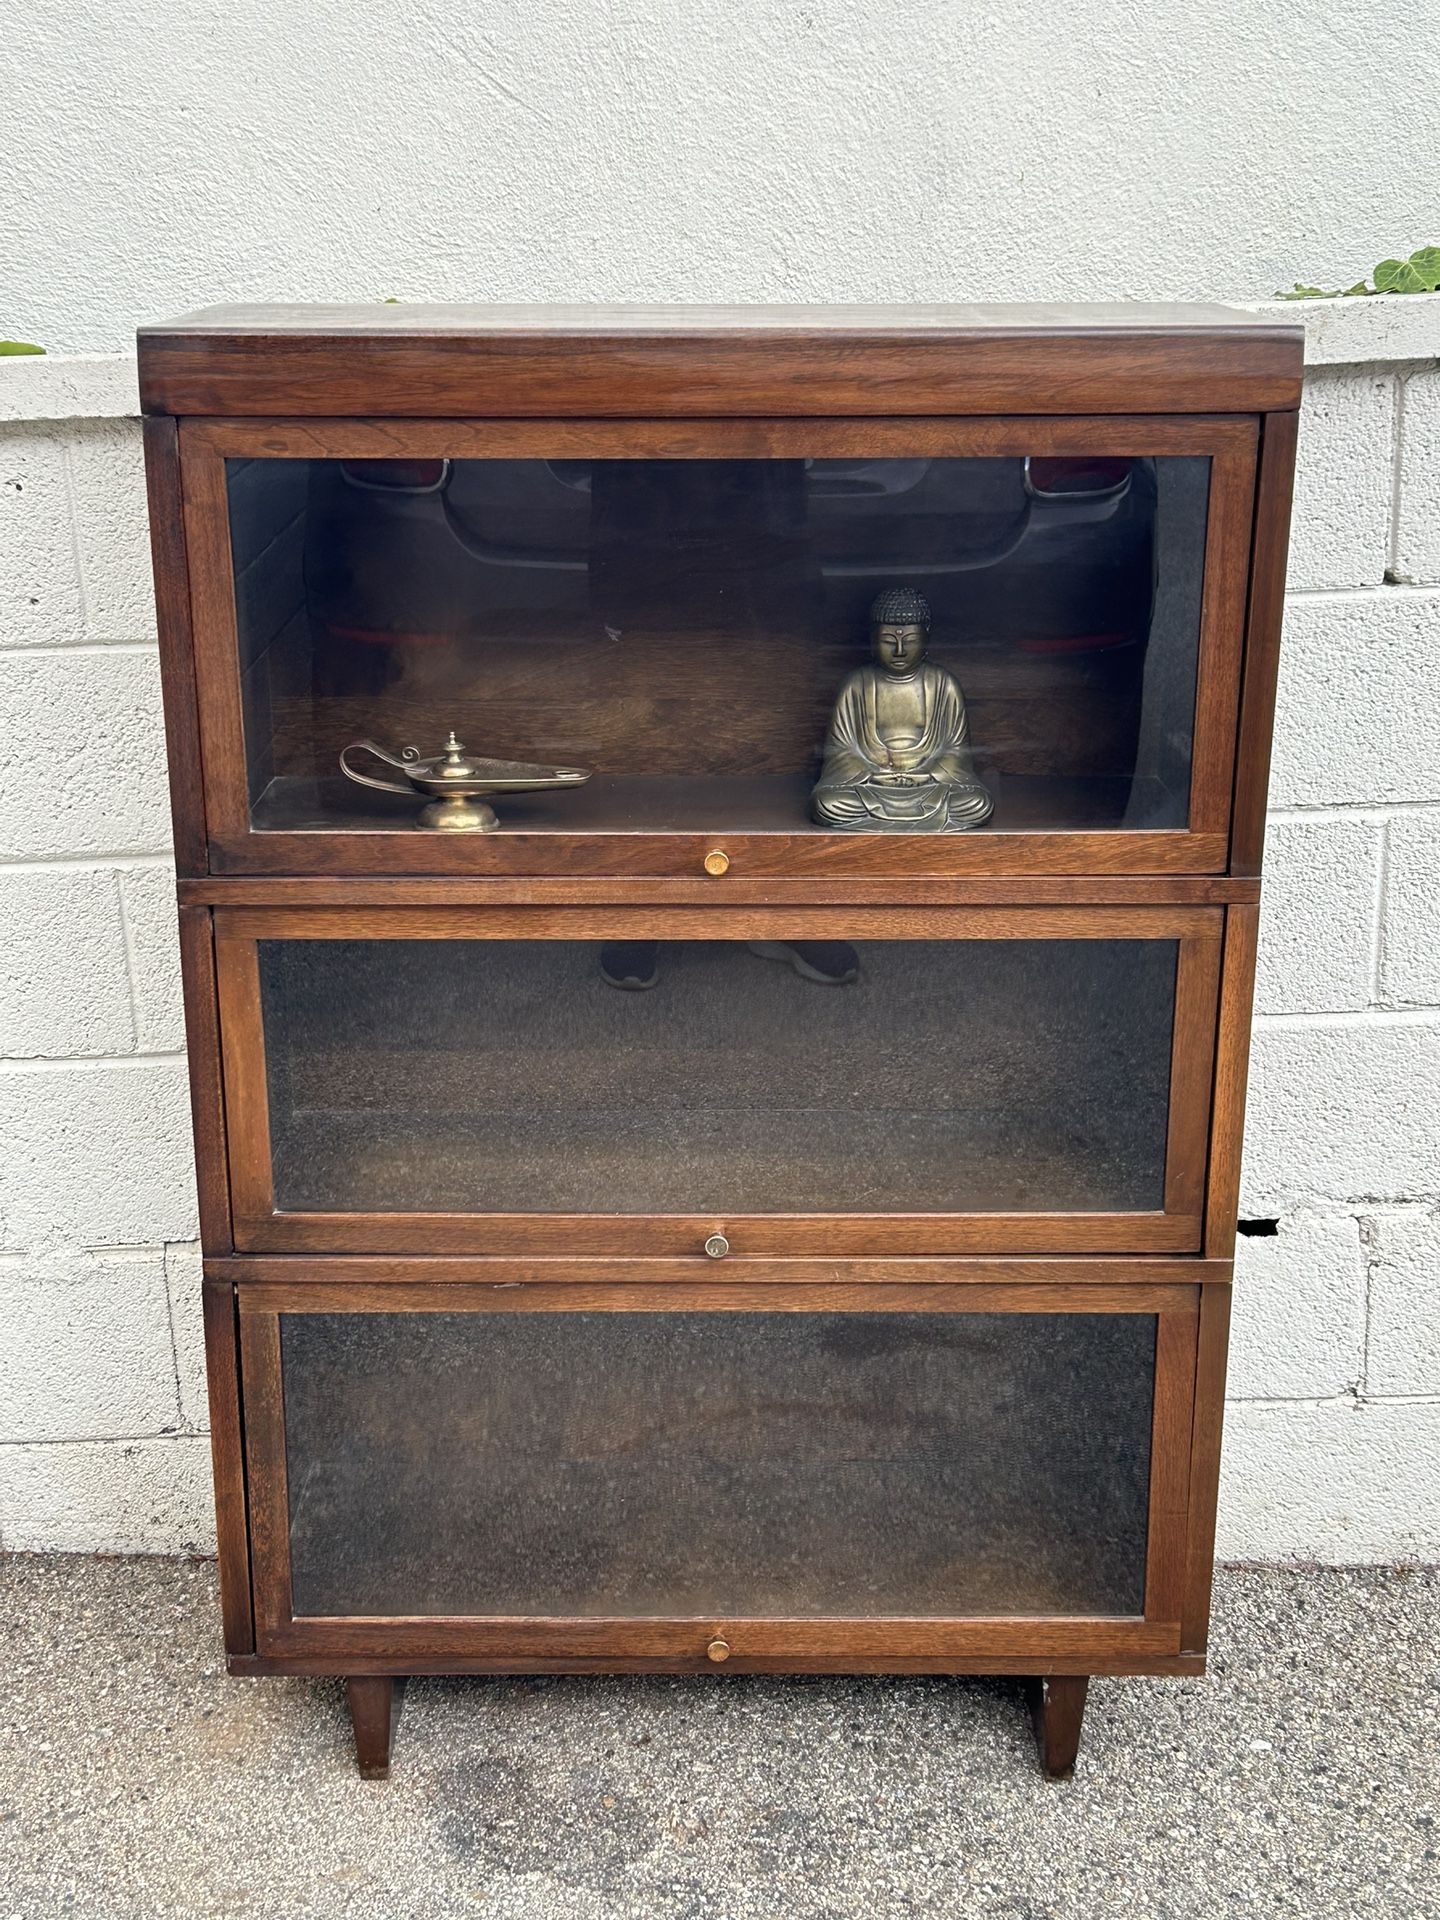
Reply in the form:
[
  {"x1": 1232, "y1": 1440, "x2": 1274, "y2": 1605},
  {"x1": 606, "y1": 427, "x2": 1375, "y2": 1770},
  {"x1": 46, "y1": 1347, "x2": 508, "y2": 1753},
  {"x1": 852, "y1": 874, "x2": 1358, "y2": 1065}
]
[{"x1": 1, "y1": 1556, "x2": 1436, "y2": 1919}]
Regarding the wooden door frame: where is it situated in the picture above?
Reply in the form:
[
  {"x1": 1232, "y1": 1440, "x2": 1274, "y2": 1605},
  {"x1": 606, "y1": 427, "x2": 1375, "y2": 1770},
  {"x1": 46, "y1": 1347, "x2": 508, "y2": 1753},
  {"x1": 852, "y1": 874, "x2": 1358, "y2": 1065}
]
[
  {"x1": 174, "y1": 413, "x2": 1257, "y2": 879},
  {"x1": 211, "y1": 901, "x2": 1222, "y2": 1258},
  {"x1": 231, "y1": 1270, "x2": 1202, "y2": 1671}
]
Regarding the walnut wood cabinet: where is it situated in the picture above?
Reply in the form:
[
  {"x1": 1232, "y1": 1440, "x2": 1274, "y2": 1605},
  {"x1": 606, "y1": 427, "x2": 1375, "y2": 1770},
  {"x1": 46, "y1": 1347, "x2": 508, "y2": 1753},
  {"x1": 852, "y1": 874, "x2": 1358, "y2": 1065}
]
[{"x1": 140, "y1": 303, "x2": 1301, "y2": 1779}]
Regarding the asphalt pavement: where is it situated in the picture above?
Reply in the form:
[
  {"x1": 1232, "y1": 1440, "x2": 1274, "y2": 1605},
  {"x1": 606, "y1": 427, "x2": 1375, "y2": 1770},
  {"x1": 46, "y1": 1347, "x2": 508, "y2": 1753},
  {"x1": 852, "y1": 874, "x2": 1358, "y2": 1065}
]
[{"x1": 1, "y1": 1555, "x2": 1435, "y2": 1918}]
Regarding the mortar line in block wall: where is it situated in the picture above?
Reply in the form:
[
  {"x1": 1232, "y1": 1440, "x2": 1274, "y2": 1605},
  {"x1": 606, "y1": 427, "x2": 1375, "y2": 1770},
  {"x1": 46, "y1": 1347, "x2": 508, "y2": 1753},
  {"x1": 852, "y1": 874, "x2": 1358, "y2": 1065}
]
[
  {"x1": 0, "y1": 851, "x2": 175, "y2": 873},
  {"x1": 0, "y1": 1051, "x2": 187, "y2": 1075},
  {"x1": 159, "y1": 1269, "x2": 187, "y2": 1436},
  {"x1": 1283, "y1": 1196, "x2": 1440, "y2": 1214},
  {"x1": 0, "y1": 1245, "x2": 179, "y2": 1263},
  {"x1": 113, "y1": 870, "x2": 143, "y2": 1052},
  {"x1": 1222, "y1": 1393, "x2": 1370, "y2": 1409},
  {"x1": 1225, "y1": 1388, "x2": 1440, "y2": 1410},
  {"x1": 56, "y1": 437, "x2": 90, "y2": 635},
  {"x1": 1252, "y1": 1006, "x2": 1439, "y2": 1030},
  {"x1": 1246, "y1": 1201, "x2": 1434, "y2": 1222},
  {"x1": 1357, "y1": 1214, "x2": 1379, "y2": 1396},
  {"x1": 0, "y1": 1432, "x2": 210, "y2": 1451},
  {"x1": 1369, "y1": 821, "x2": 1392, "y2": 1007},
  {"x1": 1267, "y1": 801, "x2": 1440, "y2": 822},
  {"x1": 1283, "y1": 581, "x2": 1440, "y2": 604},
  {"x1": 1387, "y1": 372, "x2": 1409, "y2": 576},
  {"x1": 0, "y1": 641, "x2": 160, "y2": 658},
  {"x1": 1282, "y1": 1199, "x2": 1440, "y2": 1218}
]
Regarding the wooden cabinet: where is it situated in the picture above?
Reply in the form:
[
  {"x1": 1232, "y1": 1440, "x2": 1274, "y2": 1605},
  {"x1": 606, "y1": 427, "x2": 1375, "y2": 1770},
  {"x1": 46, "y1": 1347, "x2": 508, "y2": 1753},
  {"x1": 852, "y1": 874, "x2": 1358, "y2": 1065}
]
[{"x1": 142, "y1": 303, "x2": 1301, "y2": 1779}]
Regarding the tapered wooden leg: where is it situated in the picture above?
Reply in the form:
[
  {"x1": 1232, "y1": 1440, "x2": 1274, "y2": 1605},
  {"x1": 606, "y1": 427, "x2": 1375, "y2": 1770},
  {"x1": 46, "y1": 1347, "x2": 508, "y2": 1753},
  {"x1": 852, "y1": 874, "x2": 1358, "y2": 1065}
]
[
  {"x1": 1027, "y1": 1676, "x2": 1089, "y2": 1779},
  {"x1": 346, "y1": 1676, "x2": 404, "y2": 1779}
]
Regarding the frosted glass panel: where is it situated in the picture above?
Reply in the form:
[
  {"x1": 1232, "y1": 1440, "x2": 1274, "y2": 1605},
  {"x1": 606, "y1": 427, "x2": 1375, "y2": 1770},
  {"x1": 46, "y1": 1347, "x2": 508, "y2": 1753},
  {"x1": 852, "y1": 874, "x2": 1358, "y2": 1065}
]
[
  {"x1": 282, "y1": 1311, "x2": 1157, "y2": 1618},
  {"x1": 259, "y1": 938, "x2": 1177, "y2": 1215}
]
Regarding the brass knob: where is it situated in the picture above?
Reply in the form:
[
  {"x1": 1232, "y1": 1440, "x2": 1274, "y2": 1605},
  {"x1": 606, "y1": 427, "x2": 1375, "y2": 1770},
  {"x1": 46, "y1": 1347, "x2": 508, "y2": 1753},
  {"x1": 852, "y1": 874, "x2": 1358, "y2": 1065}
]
[
  {"x1": 707, "y1": 1638, "x2": 731, "y2": 1663},
  {"x1": 704, "y1": 1233, "x2": 729, "y2": 1260},
  {"x1": 703, "y1": 849, "x2": 730, "y2": 876}
]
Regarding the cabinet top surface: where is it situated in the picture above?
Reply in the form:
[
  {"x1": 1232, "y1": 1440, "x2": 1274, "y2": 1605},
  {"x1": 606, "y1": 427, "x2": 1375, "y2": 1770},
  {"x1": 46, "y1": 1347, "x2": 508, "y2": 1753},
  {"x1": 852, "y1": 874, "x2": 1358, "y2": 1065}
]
[
  {"x1": 140, "y1": 300, "x2": 1298, "y2": 341},
  {"x1": 136, "y1": 301, "x2": 1303, "y2": 419}
]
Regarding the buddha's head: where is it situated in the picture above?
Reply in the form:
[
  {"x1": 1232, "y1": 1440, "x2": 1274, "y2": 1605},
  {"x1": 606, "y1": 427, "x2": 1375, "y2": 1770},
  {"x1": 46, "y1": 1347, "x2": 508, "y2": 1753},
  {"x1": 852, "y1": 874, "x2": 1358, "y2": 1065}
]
[{"x1": 869, "y1": 587, "x2": 930, "y2": 676}]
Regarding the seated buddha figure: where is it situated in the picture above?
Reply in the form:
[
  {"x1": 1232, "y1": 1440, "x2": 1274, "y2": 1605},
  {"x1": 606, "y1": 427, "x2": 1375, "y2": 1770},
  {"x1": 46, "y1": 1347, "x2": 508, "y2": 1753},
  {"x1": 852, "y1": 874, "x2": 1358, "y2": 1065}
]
[{"x1": 812, "y1": 588, "x2": 994, "y2": 832}]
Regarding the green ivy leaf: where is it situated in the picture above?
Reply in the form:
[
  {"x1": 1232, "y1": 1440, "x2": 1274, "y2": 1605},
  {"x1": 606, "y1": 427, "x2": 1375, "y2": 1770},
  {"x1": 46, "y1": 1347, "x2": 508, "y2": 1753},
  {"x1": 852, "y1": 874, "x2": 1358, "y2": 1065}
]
[
  {"x1": 0, "y1": 339, "x2": 45, "y2": 355},
  {"x1": 1281, "y1": 249, "x2": 1440, "y2": 300},
  {"x1": 1374, "y1": 258, "x2": 1428, "y2": 293}
]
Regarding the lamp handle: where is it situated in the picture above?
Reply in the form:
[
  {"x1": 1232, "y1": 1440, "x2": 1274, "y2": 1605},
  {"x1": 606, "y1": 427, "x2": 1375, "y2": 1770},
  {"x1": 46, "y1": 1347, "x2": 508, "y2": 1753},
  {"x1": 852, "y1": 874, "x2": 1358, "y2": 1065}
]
[{"x1": 339, "y1": 739, "x2": 421, "y2": 796}]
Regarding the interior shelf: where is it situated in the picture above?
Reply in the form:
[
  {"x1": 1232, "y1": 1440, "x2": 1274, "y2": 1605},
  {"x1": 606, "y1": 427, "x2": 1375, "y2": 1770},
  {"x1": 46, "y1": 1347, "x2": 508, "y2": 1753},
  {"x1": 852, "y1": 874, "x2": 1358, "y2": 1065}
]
[
  {"x1": 250, "y1": 770, "x2": 1183, "y2": 837},
  {"x1": 270, "y1": 1100, "x2": 1170, "y2": 1216}
]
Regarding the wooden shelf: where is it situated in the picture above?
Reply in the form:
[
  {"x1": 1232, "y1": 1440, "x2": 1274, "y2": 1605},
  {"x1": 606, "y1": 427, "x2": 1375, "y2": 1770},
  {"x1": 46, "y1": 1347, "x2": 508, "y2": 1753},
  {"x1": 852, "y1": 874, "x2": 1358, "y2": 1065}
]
[
  {"x1": 250, "y1": 770, "x2": 1184, "y2": 838},
  {"x1": 270, "y1": 1103, "x2": 1170, "y2": 1218}
]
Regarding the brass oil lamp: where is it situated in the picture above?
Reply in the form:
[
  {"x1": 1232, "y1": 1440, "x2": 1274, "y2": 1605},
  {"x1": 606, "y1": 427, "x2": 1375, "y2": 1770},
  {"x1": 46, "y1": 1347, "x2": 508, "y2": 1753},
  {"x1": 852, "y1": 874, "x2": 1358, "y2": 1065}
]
[{"x1": 339, "y1": 732, "x2": 590, "y2": 831}]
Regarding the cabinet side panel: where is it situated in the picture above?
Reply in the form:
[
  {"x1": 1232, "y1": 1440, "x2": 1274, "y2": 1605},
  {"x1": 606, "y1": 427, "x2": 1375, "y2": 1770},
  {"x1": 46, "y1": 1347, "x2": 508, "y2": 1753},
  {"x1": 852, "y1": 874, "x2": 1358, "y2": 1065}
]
[
  {"x1": 143, "y1": 416, "x2": 207, "y2": 875},
  {"x1": 202, "y1": 1274, "x2": 254, "y2": 1655},
  {"x1": 1186, "y1": 904, "x2": 1253, "y2": 1647},
  {"x1": 177, "y1": 905, "x2": 232, "y2": 1251},
  {"x1": 1204, "y1": 904, "x2": 1261, "y2": 1258},
  {"x1": 1182, "y1": 1281, "x2": 1232, "y2": 1652},
  {"x1": 1230, "y1": 409, "x2": 1300, "y2": 873}
]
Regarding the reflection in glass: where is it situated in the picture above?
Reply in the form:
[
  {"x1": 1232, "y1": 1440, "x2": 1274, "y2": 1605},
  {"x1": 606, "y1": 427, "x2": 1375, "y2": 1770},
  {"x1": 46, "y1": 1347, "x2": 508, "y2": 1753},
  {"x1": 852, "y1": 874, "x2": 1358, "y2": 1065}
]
[
  {"x1": 227, "y1": 454, "x2": 1211, "y2": 837},
  {"x1": 282, "y1": 1310, "x2": 1157, "y2": 1618},
  {"x1": 259, "y1": 937, "x2": 1177, "y2": 1216}
]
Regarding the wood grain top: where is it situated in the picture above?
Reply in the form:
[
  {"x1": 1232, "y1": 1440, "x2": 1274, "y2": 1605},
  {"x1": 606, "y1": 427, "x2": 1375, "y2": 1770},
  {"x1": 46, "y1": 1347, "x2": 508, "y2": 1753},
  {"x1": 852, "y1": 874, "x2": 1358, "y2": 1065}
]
[{"x1": 136, "y1": 302, "x2": 1304, "y2": 418}]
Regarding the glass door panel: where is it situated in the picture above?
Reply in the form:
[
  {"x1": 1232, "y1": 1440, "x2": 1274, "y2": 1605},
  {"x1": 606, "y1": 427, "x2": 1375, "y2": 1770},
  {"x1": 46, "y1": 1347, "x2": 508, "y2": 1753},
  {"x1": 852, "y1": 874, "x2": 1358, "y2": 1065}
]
[
  {"x1": 230, "y1": 452, "x2": 1205, "y2": 834},
  {"x1": 186, "y1": 420, "x2": 1256, "y2": 873},
  {"x1": 257, "y1": 935, "x2": 1176, "y2": 1218},
  {"x1": 277, "y1": 1309, "x2": 1157, "y2": 1620},
  {"x1": 214, "y1": 906, "x2": 1220, "y2": 1253}
]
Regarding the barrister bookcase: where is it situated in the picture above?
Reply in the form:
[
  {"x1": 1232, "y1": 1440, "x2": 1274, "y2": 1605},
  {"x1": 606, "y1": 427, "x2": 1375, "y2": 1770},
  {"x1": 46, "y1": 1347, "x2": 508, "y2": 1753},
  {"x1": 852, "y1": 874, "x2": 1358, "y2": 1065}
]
[{"x1": 139, "y1": 304, "x2": 1301, "y2": 1778}]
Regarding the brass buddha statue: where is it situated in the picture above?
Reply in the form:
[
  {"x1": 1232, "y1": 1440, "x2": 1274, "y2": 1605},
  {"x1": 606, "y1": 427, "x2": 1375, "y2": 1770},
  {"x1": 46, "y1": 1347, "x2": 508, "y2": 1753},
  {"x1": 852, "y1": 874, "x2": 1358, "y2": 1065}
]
[{"x1": 812, "y1": 588, "x2": 994, "y2": 832}]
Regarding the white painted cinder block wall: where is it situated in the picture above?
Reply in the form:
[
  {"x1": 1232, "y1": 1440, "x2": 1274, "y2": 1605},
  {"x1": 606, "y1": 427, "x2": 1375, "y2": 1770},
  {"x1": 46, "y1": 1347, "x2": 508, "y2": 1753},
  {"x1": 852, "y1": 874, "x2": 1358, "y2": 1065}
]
[
  {"x1": 7, "y1": 2, "x2": 1440, "y2": 353},
  {"x1": 2, "y1": 301, "x2": 1438, "y2": 1563}
]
